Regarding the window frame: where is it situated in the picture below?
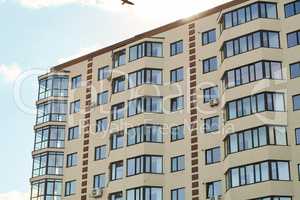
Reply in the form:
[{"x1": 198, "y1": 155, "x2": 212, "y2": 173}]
[
  {"x1": 284, "y1": 0, "x2": 300, "y2": 18},
  {"x1": 66, "y1": 152, "x2": 78, "y2": 168},
  {"x1": 287, "y1": 30, "x2": 300, "y2": 48},
  {"x1": 170, "y1": 95, "x2": 184, "y2": 112},
  {"x1": 222, "y1": 2, "x2": 278, "y2": 30},
  {"x1": 111, "y1": 102, "x2": 125, "y2": 121},
  {"x1": 95, "y1": 145, "x2": 107, "y2": 161},
  {"x1": 222, "y1": 30, "x2": 280, "y2": 59},
  {"x1": 68, "y1": 126, "x2": 79, "y2": 141},
  {"x1": 65, "y1": 180, "x2": 76, "y2": 196},
  {"x1": 96, "y1": 117, "x2": 108, "y2": 133},
  {"x1": 98, "y1": 65, "x2": 110, "y2": 81},
  {"x1": 226, "y1": 92, "x2": 286, "y2": 121},
  {"x1": 170, "y1": 67, "x2": 184, "y2": 83},
  {"x1": 170, "y1": 40, "x2": 184, "y2": 56},
  {"x1": 129, "y1": 41, "x2": 163, "y2": 62},
  {"x1": 171, "y1": 187, "x2": 185, "y2": 200},
  {"x1": 292, "y1": 94, "x2": 300, "y2": 111},
  {"x1": 171, "y1": 155, "x2": 185, "y2": 172},
  {"x1": 127, "y1": 124, "x2": 163, "y2": 146},
  {"x1": 290, "y1": 61, "x2": 300, "y2": 79},
  {"x1": 296, "y1": 128, "x2": 300, "y2": 145},
  {"x1": 69, "y1": 100, "x2": 80, "y2": 114},
  {"x1": 126, "y1": 154, "x2": 163, "y2": 177},
  {"x1": 205, "y1": 147, "x2": 221, "y2": 165},
  {"x1": 202, "y1": 29, "x2": 216, "y2": 45},
  {"x1": 171, "y1": 124, "x2": 184, "y2": 142},
  {"x1": 203, "y1": 56, "x2": 218, "y2": 74},
  {"x1": 110, "y1": 160, "x2": 123, "y2": 181},
  {"x1": 204, "y1": 116, "x2": 220, "y2": 133},
  {"x1": 71, "y1": 75, "x2": 81, "y2": 89},
  {"x1": 93, "y1": 173, "x2": 106, "y2": 189},
  {"x1": 113, "y1": 49, "x2": 126, "y2": 68}
]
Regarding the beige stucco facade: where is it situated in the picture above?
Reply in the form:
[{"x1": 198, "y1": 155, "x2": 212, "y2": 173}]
[{"x1": 30, "y1": 0, "x2": 300, "y2": 200}]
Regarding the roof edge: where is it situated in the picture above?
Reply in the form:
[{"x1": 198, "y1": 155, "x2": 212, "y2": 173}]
[{"x1": 51, "y1": 0, "x2": 250, "y2": 72}]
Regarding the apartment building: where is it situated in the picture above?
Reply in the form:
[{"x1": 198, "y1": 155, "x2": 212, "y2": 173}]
[{"x1": 30, "y1": 0, "x2": 300, "y2": 199}]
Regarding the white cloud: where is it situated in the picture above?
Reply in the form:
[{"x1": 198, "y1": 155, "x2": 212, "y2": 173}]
[
  {"x1": 0, "y1": 191, "x2": 29, "y2": 200},
  {"x1": 0, "y1": 63, "x2": 22, "y2": 82},
  {"x1": 18, "y1": 0, "x2": 231, "y2": 20}
]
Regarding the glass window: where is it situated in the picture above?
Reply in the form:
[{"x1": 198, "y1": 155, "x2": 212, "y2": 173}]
[
  {"x1": 203, "y1": 86, "x2": 219, "y2": 103},
  {"x1": 171, "y1": 96, "x2": 184, "y2": 112},
  {"x1": 110, "y1": 192, "x2": 123, "y2": 200},
  {"x1": 293, "y1": 94, "x2": 300, "y2": 111},
  {"x1": 222, "y1": 2, "x2": 277, "y2": 29},
  {"x1": 113, "y1": 50, "x2": 126, "y2": 68},
  {"x1": 71, "y1": 75, "x2": 81, "y2": 89},
  {"x1": 35, "y1": 126, "x2": 65, "y2": 150},
  {"x1": 207, "y1": 181, "x2": 221, "y2": 198},
  {"x1": 206, "y1": 147, "x2": 221, "y2": 164},
  {"x1": 68, "y1": 126, "x2": 79, "y2": 141},
  {"x1": 204, "y1": 116, "x2": 219, "y2": 133},
  {"x1": 285, "y1": 1, "x2": 300, "y2": 18},
  {"x1": 171, "y1": 67, "x2": 184, "y2": 83},
  {"x1": 98, "y1": 66, "x2": 110, "y2": 80},
  {"x1": 70, "y1": 100, "x2": 80, "y2": 114},
  {"x1": 36, "y1": 101, "x2": 67, "y2": 124},
  {"x1": 94, "y1": 174, "x2": 105, "y2": 189},
  {"x1": 171, "y1": 40, "x2": 183, "y2": 56},
  {"x1": 111, "y1": 102, "x2": 124, "y2": 121},
  {"x1": 203, "y1": 57, "x2": 218, "y2": 73},
  {"x1": 112, "y1": 75, "x2": 125, "y2": 93},
  {"x1": 96, "y1": 117, "x2": 108, "y2": 133},
  {"x1": 290, "y1": 62, "x2": 300, "y2": 79},
  {"x1": 287, "y1": 31, "x2": 299, "y2": 48},
  {"x1": 171, "y1": 188, "x2": 185, "y2": 200},
  {"x1": 66, "y1": 153, "x2": 77, "y2": 168},
  {"x1": 171, "y1": 155, "x2": 185, "y2": 172},
  {"x1": 111, "y1": 132, "x2": 124, "y2": 150},
  {"x1": 32, "y1": 152, "x2": 64, "y2": 177},
  {"x1": 128, "y1": 68, "x2": 162, "y2": 88},
  {"x1": 274, "y1": 127, "x2": 287, "y2": 145},
  {"x1": 127, "y1": 124, "x2": 163, "y2": 146},
  {"x1": 171, "y1": 125, "x2": 184, "y2": 142},
  {"x1": 38, "y1": 75, "x2": 68, "y2": 99},
  {"x1": 296, "y1": 128, "x2": 300, "y2": 145},
  {"x1": 65, "y1": 180, "x2": 76, "y2": 196},
  {"x1": 111, "y1": 161, "x2": 123, "y2": 180},
  {"x1": 227, "y1": 161, "x2": 290, "y2": 189},
  {"x1": 31, "y1": 180, "x2": 62, "y2": 200},
  {"x1": 202, "y1": 29, "x2": 216, "y2": 45},
  {"x1": 129, "y1": 42, "x2": 163, "y2": 61},
  {"x1": 128, "y1": 96, "x2": 163, "y2": 116},
  {"x1": 223, "y1": 31, "x2": 279, "y2": 59},
  {"x1": 95, "y1": 145, "x2": 106, "y2": 160},
  {"x1": 127, "y1": 155, "x2": 163, "y2": 176},
  {"x1": 97, "y1": 91, "x2": 108, "y2": 105}
]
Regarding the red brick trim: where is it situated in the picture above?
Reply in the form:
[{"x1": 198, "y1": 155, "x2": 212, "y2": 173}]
[
  {"x1": 188, "y1": 23, "x2": 200, "y2": 198},
  {"x1": 80, "y1": 59, "x2": 93, "y2": 199}
]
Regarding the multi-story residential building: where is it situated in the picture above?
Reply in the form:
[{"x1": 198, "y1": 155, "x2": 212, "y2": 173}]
[{"x1": 30, "y1": 0, "x2": 300, "y2": 199}]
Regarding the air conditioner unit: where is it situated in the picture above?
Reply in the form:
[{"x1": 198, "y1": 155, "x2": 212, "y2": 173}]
[
  {"x1": 90, "y1": 188, "x2": 103, "y2": 198},
  {"x1": 209, "y1": 98, "x2": 219, "y2": 107}
]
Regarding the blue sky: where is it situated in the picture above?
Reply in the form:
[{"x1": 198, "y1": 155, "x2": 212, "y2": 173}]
[{"x1": 0, "y1": 0, "x2": 229, "y2": 199}]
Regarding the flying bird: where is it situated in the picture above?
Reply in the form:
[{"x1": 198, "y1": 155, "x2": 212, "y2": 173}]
[{"x1": 121, "y1": 0, "x2": 135, "y2": 5}]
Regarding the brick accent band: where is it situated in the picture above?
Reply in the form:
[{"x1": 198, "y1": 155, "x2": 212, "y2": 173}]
[
  {"x1": 188, "y1": 23, "x2": 199, "y2": 200},
  {"x1": 81, "y1": 59, "x2": 93, "y2": 200}
]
